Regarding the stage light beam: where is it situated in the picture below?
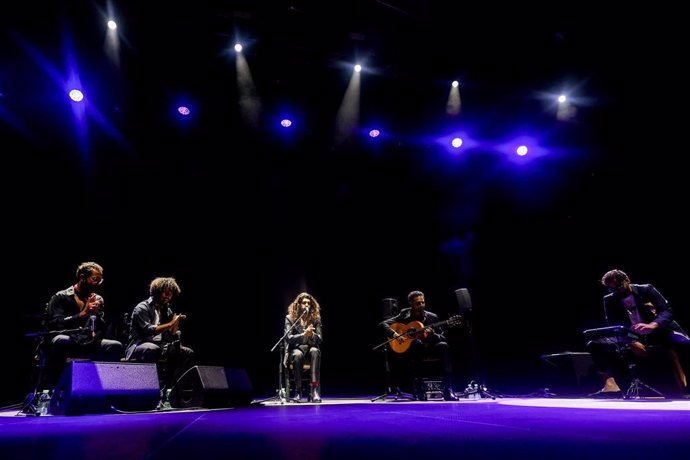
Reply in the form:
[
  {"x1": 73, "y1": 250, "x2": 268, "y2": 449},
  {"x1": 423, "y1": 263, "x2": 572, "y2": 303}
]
[
  {"x1": 334, "y1": 64, "x2": 361, "y2": 145},
  {"x1": 446, "y1": 80, "x2": 461, "y2": 116},
  {"x1": 235, "y1": 42, "x2": 262, "y2": 129}
]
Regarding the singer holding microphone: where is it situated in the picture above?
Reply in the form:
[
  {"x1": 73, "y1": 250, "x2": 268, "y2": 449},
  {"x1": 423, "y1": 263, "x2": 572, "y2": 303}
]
[
  {"x1": 125, "y1": 277, "x2": 194, "y2": 408},
  {"x1": 43, "y1": 261, "x2": 124, "y2": 390},
  {"x1": 284, "y1": 292, "x2": 323, "y2": 402}
]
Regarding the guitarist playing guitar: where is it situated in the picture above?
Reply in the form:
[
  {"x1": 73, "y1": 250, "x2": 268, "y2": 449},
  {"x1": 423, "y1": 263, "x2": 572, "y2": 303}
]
[{"x1": 379, "y1": 290, "x2": 462, "y2": 401}]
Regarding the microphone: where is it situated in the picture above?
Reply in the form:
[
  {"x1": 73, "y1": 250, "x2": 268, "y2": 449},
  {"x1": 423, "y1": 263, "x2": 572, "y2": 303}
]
[
  {"x1": 89, "y1": 314, "x2": 96, "y2": 337},
  {"x1": 303, "y1": 306, "x2": 310, "y2": 315},
  {"x1": 172, "y1": 330, "x2": 182, "y2": 352}
]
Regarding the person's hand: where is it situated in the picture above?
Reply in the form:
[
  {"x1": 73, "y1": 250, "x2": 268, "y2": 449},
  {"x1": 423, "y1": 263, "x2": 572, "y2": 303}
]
[
  {"x1": 629, "y1": 340, "x2": 648, "y2": 357},
  {"x1": 170, "y1": 313, "x2": 186, "y2": 333},
  {"x1": 80, "y1": 294, "x2": 103, "y2": 317},
  {"x1": 631, "y1": 322, "x2": 659, "y2": 335},
  {"x1": 172, "y1": 313, "x2": 186, "y2": 325},
  {"x1": 305, "y1": 324, "x2": 315, "y2": 337}
]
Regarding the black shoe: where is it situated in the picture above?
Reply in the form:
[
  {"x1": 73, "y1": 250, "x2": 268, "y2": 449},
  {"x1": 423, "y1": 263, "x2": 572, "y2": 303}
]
[{"x1": 443, "y1": 390, "x2": 460, "y2": 401}]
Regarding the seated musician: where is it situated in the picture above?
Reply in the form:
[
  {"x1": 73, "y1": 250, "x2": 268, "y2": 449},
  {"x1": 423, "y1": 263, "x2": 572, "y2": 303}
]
[
  {"x1": 284, "y1": 292, "x2": 322, "y2": 403},
  {"x1": 586, "y1": 269, "x2": 690, "y2": 397},
  {"x1": 125, "y1": 277, "x2": 194, "y2": 407},
  {"x1": 379, "y1": 290, "x2": 459, "y2": 401},
  {"x1": 42, "y1": 261, "x2": 124, "y2": 390}
]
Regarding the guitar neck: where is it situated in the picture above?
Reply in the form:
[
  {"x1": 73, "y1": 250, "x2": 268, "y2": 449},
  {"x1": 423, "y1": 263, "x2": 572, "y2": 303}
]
[
  {"x1": 427, "y1": 315, "x2": 462, "y2": 330},
  {"x1": 427, "y1": 319, "x2": 449, "y2": 329}
]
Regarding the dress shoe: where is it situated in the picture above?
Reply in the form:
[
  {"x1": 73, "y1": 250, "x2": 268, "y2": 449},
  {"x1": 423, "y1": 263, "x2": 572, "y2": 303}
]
[{"x1": 443, "y1": 389, "x2": 460, "y2": 401}]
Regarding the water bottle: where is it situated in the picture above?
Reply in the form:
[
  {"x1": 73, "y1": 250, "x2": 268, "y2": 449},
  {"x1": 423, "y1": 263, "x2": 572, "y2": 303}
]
[
  {"x1": 37, "y1": 390, "x2": 51, "y2": 416},
  {"x1": 465, "y1": 381, "x2": 480, "y2": 400}
]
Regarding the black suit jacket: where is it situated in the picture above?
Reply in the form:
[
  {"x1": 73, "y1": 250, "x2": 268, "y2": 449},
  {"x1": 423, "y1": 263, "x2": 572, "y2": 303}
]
[
  {"x1": 603, "y1": 283, "x2": 687, "y2": 344},
  {"x1": 380, "y1": 307, "x2": 447, "y2": 344}
]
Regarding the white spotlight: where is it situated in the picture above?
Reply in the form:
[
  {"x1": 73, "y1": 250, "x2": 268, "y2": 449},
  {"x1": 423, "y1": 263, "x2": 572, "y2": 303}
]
[
  {"x1": 452, "y1": 80, "x2": 459, "y2": 88},
  {"x1": 516, "y1": 145, "x2": 528, "y2": 156},
  {"x1": 354, "y1": 64, "x2": 362, "y2": 73},
  {"x1": 107, "y1": 20, "x2": 117, "y2": 30},
  {"x1": 234, "y1": 43, "x2": 243, "y2": 53},
  {"x1": 558, "y1": 94, "x2": 567, "y2": 103},
  {"x1": 451, "y1": 137, "x2": 463, "y2": 148},
  {"x1": 69, "y1": 89, "x2": 84, "y2": 102}
]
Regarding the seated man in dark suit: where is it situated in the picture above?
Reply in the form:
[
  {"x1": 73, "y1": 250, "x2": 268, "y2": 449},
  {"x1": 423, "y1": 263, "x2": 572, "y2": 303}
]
[
  {"x1": 587, "y1": 269, "x2": 690, "y2": 397},
  {"x1": 43, "y1": 261, "x2": 124, "y2": 390},
  {"x1": 379, "y1": 290, "x2": 459, "y2": 401}
]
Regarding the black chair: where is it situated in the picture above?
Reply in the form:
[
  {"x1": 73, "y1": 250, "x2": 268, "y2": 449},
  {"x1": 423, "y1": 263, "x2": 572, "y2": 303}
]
[
  {"x1": 383, "y1": 346, "x2": 445, "y2": 401},
  {"x1": 282, "y1": 343, "x2": 316, "y2": 402}
]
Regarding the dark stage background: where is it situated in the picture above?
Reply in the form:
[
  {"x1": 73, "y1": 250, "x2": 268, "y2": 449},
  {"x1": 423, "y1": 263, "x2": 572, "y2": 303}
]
[{"x1": 2, "y1": 2, "x2": 688, "y2": 405}]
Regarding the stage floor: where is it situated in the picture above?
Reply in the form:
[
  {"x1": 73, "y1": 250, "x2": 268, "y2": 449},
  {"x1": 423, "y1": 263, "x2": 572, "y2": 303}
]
[{"x1": 3, "y1": 396, "x2": 690, "y2": 460}]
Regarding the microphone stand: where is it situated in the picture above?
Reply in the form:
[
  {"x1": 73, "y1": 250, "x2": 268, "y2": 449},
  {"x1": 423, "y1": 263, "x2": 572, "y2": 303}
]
[
  {"x1": 24, "y1": 327, "x2": 88, "y2": 338},
  {"x1": 21, "y1": 327, "x2": 89, "y2": 415},
  {"x1": 372, "y1": 326, "x2": 423, "y2": 351},
  {"x1": 255, "y1": 308, "x2": 310, "y2": 405},
  {"x1": 459, "y1": 309, "x2": 498, "y2": 400},
  {"x1": 371, "y1": 324, "x2": 416, "y2": 402}
]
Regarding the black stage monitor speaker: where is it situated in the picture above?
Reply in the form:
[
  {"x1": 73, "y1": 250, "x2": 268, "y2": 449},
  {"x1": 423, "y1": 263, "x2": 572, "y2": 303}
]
[
  {"x1": 382, "y1": 298, "x2": 399, "y2": 318},
  {"x1": 454, "y1": 288, "x2": 473, "y2": 316},
  {"x1": 170, "y1": 366, "x2": 253, "y2": 409},
  {"x1": 50, "y1": 361, "x2": 160, "y2": 415},
  {"x1": 540, "y1": 352, "x2": 598, "y2": 397}
]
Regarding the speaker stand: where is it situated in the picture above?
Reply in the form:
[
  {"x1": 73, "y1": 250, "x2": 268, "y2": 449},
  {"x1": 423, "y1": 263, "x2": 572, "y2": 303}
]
[
  {"x1": 254, "y1": 344, "x2": 293, "y2": 405},
  {"x1": 20, "y1": 335, "x2": 49, "y2": 416},
  {"x1": 624, "y1": 363, "x2": 667, "y2": 399},
  {"x1": 371, "y1": 345, "x2": 415, "y2": 402},
  {"x1": 458, "y1": 310, "x2": 499, "y2": 400}
]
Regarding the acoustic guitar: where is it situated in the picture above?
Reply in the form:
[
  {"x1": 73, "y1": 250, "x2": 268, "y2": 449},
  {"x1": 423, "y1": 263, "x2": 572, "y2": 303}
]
[{"x1": 388, "y1": 315, "x2": 464, "y2": 353}]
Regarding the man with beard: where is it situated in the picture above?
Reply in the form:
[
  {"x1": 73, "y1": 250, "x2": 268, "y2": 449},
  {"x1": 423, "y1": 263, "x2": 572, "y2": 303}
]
[
  {"x1": 42, "y1": 261, "x2": 124, "y2": 389},
  {"x1": 587, "y1": 269, "x2": 690, "y2": 397}
]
